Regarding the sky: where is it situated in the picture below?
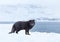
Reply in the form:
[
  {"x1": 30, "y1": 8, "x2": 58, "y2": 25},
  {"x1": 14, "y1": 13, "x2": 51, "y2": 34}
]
[
  {"x1": 0, "y1": 0, "x2": 60, "y2": 21},
  {"x1": 0, "y1": 0, "x2": 60, "y2": 5}
]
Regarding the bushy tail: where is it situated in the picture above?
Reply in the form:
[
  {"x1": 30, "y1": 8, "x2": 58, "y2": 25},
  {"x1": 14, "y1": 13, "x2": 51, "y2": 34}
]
[{"x1": 9, "y1": 25, "x2": 16, "y2": 34}]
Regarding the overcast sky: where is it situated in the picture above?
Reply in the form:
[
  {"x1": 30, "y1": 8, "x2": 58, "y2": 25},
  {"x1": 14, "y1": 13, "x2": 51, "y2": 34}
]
[
  {"x1": 0, "y1": 0, "x2": 59, "y2": 5},
  {"x1": 0, "y1": 0, "x2": 60, "y2": 21}
]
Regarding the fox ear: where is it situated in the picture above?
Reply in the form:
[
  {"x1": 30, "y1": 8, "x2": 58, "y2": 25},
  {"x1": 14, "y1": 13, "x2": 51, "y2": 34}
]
[
  {"x1": 29, "y1": 20, "x2": 35, "y2": 22},
  {"x1": 28, "y1": 20, "x2": 35, "y2": 26}
]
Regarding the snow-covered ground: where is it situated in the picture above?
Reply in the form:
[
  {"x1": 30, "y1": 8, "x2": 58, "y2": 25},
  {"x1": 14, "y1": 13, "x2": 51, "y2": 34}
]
[
  {"x1": 0, "y1": 24, "x2": 60, "y2": 42},
  {"x1": 0, "y1": 0, "x2": 60, "y2": 42}
]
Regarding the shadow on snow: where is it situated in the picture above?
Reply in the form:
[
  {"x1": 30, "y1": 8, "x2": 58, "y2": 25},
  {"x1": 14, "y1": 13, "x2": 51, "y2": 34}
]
[{"x1": 31, "y1": 22, "x2": 60, "y2": 34}]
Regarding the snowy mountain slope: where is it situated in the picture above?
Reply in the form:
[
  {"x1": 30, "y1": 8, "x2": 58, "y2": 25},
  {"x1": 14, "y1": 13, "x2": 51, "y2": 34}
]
[{"x1": 31, "y1": 22, "x2": 60, "y2": 34}]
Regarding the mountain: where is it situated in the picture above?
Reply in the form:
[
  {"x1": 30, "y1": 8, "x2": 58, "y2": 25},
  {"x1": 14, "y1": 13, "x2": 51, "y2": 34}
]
[{"x1": 36, "y1": 17, "x2": 60, "y2": 21}]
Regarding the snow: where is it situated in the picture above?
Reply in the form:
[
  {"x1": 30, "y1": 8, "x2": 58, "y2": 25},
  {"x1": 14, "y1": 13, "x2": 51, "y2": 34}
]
[
  {"x1": 0, "y1": 24, "x2": 60, "y2": 42},
  {"x1": 0, "y1": 0, "x2": 60, "y2": 42}
]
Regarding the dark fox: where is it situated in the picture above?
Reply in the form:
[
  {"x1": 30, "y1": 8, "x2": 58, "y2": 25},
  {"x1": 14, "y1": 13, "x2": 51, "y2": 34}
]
[{"x1": 9, "y1": 20, "x2": 35, "y2": 35}]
